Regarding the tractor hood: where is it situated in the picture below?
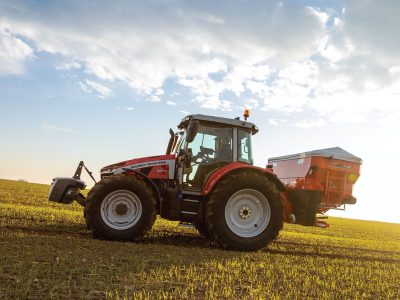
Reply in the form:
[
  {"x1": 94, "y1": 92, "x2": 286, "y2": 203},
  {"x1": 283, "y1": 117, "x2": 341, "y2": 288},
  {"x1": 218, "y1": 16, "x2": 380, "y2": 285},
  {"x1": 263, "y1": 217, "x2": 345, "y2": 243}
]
[{"x1": 100, "y1": 154, "x2": 176, "y2": 177}]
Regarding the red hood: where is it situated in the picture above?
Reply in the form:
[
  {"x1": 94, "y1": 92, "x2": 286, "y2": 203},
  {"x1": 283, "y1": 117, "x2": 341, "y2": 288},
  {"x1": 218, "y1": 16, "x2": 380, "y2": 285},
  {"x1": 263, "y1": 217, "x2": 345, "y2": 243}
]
[{"x1": 101, "y1": 154, "x2": 176, "y2": 172}]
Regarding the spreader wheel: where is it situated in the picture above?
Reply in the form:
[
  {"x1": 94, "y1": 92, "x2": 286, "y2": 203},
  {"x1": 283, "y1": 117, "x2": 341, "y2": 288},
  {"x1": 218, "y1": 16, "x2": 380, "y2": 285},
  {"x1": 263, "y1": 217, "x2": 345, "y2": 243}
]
[
  {"x1": 84, "y1": 175, "x2": 156, "y2": 241},
  {"x1": 206, "y1": 172, "x2": 283, "y2": 251}
]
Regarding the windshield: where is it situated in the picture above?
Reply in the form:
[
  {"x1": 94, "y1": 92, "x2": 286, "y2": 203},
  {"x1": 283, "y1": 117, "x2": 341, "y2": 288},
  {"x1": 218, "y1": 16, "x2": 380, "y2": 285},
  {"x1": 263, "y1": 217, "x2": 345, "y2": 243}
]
[{"x1": 188, "y1": 125, "x2": 233, "y2": 162}]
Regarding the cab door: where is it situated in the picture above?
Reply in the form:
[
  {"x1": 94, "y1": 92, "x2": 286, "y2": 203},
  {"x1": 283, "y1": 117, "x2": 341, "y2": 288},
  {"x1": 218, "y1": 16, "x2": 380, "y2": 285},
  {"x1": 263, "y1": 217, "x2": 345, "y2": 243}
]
[{"x1": 183, "y1": 124, "x2": 233, "y2": 189}]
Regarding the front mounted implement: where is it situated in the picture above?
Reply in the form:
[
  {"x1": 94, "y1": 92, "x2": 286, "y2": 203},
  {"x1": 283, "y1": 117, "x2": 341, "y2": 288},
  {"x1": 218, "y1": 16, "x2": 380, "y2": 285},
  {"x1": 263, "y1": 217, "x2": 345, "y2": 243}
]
[{"x1": 48, "y1": 161, "x2": 96, "y2": 206}]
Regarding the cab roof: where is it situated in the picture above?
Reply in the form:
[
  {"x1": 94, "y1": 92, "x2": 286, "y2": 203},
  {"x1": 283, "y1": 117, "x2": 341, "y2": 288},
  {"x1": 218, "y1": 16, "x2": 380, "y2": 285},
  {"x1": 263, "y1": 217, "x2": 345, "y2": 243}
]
[{"x1": 179, "y1": 114, "x2": 259, "y2": 134}]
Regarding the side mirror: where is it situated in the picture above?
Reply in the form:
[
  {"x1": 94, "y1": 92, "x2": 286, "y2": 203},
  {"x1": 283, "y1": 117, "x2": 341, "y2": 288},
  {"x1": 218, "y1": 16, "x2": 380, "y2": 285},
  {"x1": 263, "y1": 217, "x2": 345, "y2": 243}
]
[{"x1": 186, "y1": 120, "x2": 199, "y2": 143}]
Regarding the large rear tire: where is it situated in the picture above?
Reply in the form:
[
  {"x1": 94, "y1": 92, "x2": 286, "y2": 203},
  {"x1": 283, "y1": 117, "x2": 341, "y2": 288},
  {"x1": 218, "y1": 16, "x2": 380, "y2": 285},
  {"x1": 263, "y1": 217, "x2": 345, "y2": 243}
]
[
  {"x1": 206, "y1": 172, "x2": 283, "y2": 251},
  {"x1": 84, "y1": 175, "x2": 156, "y2": 241},
  {"x1": 193, "y1": 220, "x2": 210, "y2": 238}
]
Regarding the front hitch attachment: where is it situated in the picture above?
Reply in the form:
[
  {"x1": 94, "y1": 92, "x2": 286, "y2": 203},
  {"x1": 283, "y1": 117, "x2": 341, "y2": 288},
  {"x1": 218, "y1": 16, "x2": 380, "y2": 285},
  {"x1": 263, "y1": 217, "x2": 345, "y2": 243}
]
[{"x1": 48, "y1": 161, "x2": 96, "y2": 207}]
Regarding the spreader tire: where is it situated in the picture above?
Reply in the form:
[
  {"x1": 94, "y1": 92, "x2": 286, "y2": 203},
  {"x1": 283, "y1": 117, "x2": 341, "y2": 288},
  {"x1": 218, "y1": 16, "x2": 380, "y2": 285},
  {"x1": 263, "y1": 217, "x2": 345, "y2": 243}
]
[
  {"x1": 289, "y1": 190, "x2": 321, "y2": 226},
  {"x1": 84, "y1": 175, "x2": 156, "y2": 241},
  {"x1": 206, "y1": 172, "x2": 283, "y2": 251}
]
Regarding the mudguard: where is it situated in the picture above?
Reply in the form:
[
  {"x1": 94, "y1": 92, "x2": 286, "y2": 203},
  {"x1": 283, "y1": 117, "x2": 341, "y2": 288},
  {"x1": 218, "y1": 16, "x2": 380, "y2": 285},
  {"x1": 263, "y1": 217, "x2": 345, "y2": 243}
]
[{"x1": 202, "y1": 162, "x2": 285, "y2": 195}]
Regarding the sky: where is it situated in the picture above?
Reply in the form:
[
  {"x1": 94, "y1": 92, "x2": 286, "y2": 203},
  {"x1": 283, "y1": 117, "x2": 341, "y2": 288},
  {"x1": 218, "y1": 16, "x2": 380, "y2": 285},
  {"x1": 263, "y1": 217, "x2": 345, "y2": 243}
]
[{"x1": 0, "y1": 0, "x2": 399, "y2": 223}]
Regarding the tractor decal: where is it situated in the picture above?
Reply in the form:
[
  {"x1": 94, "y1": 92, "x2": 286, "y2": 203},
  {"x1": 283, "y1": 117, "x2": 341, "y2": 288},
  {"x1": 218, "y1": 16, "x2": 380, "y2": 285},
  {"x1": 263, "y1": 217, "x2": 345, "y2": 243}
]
[{"x1": 113, "y1": 159, "x2": 176, "y2": 179}]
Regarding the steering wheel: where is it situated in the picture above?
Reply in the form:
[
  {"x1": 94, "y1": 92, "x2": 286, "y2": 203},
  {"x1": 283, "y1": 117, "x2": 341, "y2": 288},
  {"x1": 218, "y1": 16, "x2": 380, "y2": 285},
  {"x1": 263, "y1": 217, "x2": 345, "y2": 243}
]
[{"x1": 192, "y1": 146, "x2": 213, "y2": 165}]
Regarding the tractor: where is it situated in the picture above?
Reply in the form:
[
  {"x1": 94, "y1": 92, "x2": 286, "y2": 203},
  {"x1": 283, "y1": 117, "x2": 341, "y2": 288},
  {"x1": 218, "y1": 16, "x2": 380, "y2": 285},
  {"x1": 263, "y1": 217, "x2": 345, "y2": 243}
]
[{"x1": 49, "y1": 112, "x2": 361, "y2": 251}]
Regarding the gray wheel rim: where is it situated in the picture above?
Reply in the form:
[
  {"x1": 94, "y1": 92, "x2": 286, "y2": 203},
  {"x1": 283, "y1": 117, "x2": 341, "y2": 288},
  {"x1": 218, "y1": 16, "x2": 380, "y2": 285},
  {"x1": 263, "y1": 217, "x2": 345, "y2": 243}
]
[
  {"x1": 224, "y1": 189, "x2": 271, "y2": 238},
  {"x1": 100, "y1": 190, "x2": 142, "y2": 230}
]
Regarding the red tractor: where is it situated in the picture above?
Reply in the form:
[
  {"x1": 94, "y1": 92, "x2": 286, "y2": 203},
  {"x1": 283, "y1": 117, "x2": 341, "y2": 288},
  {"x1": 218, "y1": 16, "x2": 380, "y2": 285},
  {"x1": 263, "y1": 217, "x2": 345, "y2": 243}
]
[{"x1": 49, "y1": 113, "x2": 361, "y2": 251}]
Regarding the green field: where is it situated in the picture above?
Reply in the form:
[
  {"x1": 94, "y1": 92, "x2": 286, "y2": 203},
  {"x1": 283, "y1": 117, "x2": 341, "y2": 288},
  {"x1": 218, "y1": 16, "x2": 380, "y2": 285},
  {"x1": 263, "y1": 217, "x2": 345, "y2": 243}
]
[{"x1": 0, "y1": 179, "x2": 399, "y2": 299}]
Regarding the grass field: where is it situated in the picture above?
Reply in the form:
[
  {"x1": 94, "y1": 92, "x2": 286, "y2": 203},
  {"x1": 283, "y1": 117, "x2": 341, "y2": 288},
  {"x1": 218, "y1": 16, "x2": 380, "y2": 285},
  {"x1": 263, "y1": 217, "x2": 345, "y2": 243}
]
[{"x1": 0, "y1": 179, "x2": 399, "y2": 299}]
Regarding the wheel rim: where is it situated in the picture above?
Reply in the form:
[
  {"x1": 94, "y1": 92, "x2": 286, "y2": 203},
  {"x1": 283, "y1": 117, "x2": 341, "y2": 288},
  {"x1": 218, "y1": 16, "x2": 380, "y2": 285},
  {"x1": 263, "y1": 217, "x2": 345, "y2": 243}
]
[
  {"x1": 224, "y1": 189, "x2": 271, "y2": 238},
  {"x1": 100, "y1": 190, "x2": 142, "y2": 230}
]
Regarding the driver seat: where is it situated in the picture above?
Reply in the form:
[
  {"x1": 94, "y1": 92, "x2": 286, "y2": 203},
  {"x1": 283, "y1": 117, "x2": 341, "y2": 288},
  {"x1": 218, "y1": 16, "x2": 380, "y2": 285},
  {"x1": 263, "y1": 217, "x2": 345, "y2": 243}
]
[{"x1": 191, "y1": 161, "x2": 229, "y2": 188}]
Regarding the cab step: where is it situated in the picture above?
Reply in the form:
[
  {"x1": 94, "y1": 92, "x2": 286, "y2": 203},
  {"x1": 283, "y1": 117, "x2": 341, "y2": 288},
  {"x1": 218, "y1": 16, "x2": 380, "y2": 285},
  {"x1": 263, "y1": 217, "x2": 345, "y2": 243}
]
[
  {"x1": 178, "y1": 222, "x2": 195, "y2": 229},
  {"x1": 179, "y1": 198, "x2": 201, "y2": 222}
]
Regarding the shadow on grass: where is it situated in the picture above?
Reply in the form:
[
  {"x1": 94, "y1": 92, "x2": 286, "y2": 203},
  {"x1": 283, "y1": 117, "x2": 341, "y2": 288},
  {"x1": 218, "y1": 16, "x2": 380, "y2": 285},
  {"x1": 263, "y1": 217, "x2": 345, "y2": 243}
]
[
  {"x1": 2, "y1": 221, "x2": 398, "y2": 299},
  {"x1": 1, "y1": 223, "x2": 89, "y2": 238},
  {"x1": 269, "y1": 239, "x2": 400, "y2": 264},
  {"x1": 5, "y1": 221, "x2": 399, "y2": 264},
  {"x1": 1, "y1": 222, "x2": 217, "y2": 250}
]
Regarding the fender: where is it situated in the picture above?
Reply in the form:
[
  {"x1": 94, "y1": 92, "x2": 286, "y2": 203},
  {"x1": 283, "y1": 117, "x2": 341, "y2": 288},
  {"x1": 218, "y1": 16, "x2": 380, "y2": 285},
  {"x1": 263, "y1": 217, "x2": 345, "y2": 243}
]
[
  {"x1": 201, "y1": 162, "x2": 286, "y2": 195},
  {"x1": 121, "y1": 168, "x2": 162, "y2": 206}
]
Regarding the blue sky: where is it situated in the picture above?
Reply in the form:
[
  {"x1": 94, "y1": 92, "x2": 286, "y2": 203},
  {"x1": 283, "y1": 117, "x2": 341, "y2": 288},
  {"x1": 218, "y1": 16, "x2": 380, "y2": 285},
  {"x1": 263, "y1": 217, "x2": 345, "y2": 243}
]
[{"x1": 1, "y1": 0, "x2": 399, "y2": 223}]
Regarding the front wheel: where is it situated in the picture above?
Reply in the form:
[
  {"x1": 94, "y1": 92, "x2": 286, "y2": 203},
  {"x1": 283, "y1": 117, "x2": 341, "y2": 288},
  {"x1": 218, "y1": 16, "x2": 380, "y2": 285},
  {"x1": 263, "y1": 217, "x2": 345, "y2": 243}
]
[
  {"x1": 206, "y1": 172, "x2": 283, "y2": 251},
  {"x1": 84, "y1": 175, "x2": 156, "y2": 241}
]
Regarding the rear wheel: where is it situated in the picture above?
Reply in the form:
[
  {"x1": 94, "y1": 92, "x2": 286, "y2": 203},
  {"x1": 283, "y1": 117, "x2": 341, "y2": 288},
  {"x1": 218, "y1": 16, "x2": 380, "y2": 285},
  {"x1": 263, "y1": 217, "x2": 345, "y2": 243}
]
[
  {"x1": 206, "y1": 172, "x2": 283, "y2": 251},
  {"x1": 84, "y1": 175, "x2": 156, "y2": 241},
  {"x1": 193, "y1": 220, "x2": 209, "y2": 238}
]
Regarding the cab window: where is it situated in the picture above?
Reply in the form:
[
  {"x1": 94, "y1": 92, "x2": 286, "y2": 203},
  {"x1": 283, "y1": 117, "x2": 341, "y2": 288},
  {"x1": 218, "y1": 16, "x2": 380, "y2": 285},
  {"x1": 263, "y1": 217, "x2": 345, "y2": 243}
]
[{"x1": 238, "y1": 129, "x2": 253, "y2": 165}]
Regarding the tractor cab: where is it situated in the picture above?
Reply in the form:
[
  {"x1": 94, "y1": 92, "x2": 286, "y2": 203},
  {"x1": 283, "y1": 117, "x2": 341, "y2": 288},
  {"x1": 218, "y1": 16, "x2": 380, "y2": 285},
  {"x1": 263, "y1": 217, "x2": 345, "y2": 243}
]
[{"x1": 175, "y1": 114, "x2": 259, "y2": 190}]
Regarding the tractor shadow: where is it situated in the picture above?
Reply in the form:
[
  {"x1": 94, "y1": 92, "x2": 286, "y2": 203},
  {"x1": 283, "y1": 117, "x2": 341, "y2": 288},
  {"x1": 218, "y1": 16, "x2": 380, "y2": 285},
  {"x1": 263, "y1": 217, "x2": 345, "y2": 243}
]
[
  {"x1": 1, "y1": 222, "x2": 215, "y2": 249},
  {"x1": 144, "y1": 230, "x2": 212, "y2": 249},
  {"x1": 4, "y1": 222, "x2": 398, "y2": 265},
  {"x1": 267, "y1": 239, "x2": 400, "y2": 264}
]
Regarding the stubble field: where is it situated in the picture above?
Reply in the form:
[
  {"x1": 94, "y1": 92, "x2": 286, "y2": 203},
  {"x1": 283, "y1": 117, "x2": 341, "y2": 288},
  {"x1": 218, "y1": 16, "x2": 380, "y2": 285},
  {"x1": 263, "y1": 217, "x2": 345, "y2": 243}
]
[{"x1": 0, "y1": 179, "x2": 399, "y2": 299}]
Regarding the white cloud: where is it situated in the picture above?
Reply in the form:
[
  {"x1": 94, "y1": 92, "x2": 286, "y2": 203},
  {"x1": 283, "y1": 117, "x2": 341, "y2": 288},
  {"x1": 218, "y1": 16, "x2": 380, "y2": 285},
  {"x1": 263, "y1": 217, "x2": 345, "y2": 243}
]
[
  {"x1": 244, "y1": 99, "x2": 259, "y2": 110},
  {"x1": 0, "y1": 25, "x2": 34, "y2": 75},
  {"x1": 389, "y1": 66, "x2": 400, "y2": 76},
  {"x1": 268, "y1": 119, "x2": 279, "y2": 126},
  {"x1": 201, "y1": 44, "x2": 210, "y2": 54},
  {"x1": 0, "y1": 1, "x2": 399, "y2": 124},
  {"x1": 0, "y1": 1, "x2": 325, "y2": 111},
  {"x1": 41, "y1": 122, "x2": 75, "y2": 133},
  {"x1": 293, "y1": 118, "x2": 326, "y2": 128},
  {"x1": 126, "y1": 107, "x2": 134, "y2": 111},
  {"x1": 79, "y1": 80, "x2": 113, "y2": 99},
  {"x1": 307, "y1": 7, "x2": 329, "y2": 25},
  {"x1": 166, "y1": 101, "x2": 176, "y2": 107},
  {"x1": 195, "y1": 12, "x2": 225, "y2": 24},
  {"x1": 55, "y1": 61, "x2": 81, "y2": 71},
  {"x1": 333, "y1": 17, "x2": 342, "y2": 28}
]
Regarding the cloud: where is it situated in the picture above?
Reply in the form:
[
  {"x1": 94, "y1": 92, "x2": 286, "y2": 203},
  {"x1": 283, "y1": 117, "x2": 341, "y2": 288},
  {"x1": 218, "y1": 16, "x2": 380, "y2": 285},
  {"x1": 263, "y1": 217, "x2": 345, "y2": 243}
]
[
  {"x1": 55, "y1": 61, "x2": 81, "y2": 71},
  {"x1": 0, "y1": 1, "x2": 399, "y2": 123},
  {"x1": 166, "y1": 101, "x2": 176, "y2": 107},
  {"x1": 79, "y1": 80, "x2": 113, "y2": 99},
  {"x1": 293, "y1": 118, "x2": 326, "y2": 128},
  {"x1": 195, "y1": 12, "x2": 225, "y2": 24},
  {"x1": 41, "y1": 122, "x2": 75, "y2": 133},
  {"x1": 268, "y1": 119, "x2": 279, "y2": 126},
  {"x1": 243, "y1": 99, "x2": 259, "y2": 110},
  {"x1": 0, "y1": 24, "x2": 34, "y2": 75},
  {"x1": 0, "y1": 1, "x2": 324, "y2": 110}
]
